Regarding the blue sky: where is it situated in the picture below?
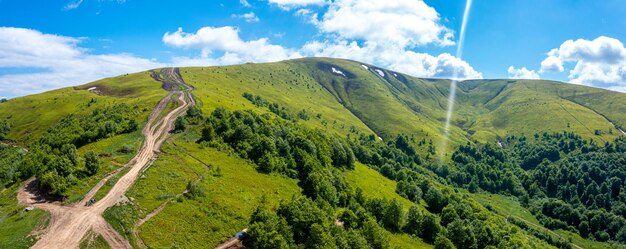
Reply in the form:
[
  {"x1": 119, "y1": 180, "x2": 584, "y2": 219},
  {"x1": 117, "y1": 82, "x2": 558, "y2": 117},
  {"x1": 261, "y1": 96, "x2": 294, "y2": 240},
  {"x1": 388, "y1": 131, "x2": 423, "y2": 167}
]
[{"x1": 1, "y1": 0, "x2": 625, "y2": 98}]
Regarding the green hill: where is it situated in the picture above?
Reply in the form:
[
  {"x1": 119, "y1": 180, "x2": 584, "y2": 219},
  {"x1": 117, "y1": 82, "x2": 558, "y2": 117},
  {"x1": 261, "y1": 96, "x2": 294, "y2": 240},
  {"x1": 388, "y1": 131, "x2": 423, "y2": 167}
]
[
  {"x1": 1, "y1": 57, "x2": 625, "y2": 249},
  {"x1": 180, "y1": 58, "x2": 624, "y2": 150}
]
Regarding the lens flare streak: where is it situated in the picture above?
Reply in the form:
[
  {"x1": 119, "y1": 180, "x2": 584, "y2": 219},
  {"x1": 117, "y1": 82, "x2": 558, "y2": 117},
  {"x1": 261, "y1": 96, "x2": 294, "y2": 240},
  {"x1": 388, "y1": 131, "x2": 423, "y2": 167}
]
[{"x1": 440, "y1": 0, "x2": 473, "y2": 162}]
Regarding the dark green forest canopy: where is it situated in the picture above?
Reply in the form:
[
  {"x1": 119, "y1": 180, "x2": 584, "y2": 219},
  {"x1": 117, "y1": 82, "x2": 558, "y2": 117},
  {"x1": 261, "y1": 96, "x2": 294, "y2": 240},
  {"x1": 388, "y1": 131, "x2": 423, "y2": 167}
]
[{"x1": 447, "y1": 132, "x2": 626, "y2": 243}]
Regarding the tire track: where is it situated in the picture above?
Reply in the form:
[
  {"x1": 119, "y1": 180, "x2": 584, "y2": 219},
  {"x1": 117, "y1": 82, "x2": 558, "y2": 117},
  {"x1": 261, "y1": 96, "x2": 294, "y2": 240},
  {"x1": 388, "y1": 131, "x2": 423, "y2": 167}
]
[{"x1": 17, "y1": 68, "x2": 194, "y2": 249}]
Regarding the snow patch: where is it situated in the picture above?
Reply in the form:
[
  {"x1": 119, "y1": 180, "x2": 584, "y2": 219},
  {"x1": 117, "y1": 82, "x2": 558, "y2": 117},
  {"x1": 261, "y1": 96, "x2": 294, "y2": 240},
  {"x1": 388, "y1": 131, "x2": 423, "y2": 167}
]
[
  {"x1": 87, "y1": 87, "x2": 97, "y2": 91},
  {"x1": 361, "y1": 65, "x2": 368, "y2": 70},
  {"x1": 378, "y1": 136, "x2": 383, "y2": 141},
  {"x1": 393, "y1": 73, "x2": 398, "y2": 77},
  {"x1": 375, "y1": 69, "x2": 385, "y2": 77},
  {"x1": 331, "y1": 67, "x2": 346, "y2": 76}
]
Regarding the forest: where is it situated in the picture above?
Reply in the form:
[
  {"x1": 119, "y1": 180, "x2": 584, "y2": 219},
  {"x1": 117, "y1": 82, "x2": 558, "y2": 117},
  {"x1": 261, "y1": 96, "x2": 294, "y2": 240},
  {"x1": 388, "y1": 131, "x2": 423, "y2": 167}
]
[
  {"x1": 446, "y1": 132, "x2": 626, "y2": 243},
  {"x1": 190, "y1": 98, "x2": 560, "y2": 249}
]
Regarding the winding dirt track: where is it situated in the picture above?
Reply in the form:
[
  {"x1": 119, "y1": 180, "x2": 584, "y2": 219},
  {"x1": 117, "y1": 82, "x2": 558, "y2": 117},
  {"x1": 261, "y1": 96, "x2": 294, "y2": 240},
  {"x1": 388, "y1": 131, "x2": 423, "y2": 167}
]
[{"x1": 17, "y1": 68, "x2": 194, "y2": 249}]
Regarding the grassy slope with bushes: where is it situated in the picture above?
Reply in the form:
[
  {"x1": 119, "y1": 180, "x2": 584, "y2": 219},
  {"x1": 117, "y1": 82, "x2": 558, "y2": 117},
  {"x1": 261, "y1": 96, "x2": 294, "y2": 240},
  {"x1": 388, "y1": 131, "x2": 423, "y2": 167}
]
[
  {"x1": 0, "y1": 58, "x2": 625, "y2": 248},
  {"x1": 0, "y1": 71, "x2": 166, "y2": 248}
]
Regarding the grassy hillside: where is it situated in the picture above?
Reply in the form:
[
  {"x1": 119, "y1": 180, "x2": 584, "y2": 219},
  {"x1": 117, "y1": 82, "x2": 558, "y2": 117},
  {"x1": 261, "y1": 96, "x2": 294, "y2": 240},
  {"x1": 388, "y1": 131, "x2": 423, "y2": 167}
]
[
  {"x1": 1, "y1": 57, "x2": 625, "y2": 249},
  {"x1": 178, "y1": 58, "x2": 624, "y2": 153},
  {"x1": 462, "y1": 80, "x2": 619, "y2": 143},
  {"x1": 0, "y1": 71, "x2": 166, "y2": 144},
  {"x1": 0, "y1": 71, "x2": 167, "y2": 248}
]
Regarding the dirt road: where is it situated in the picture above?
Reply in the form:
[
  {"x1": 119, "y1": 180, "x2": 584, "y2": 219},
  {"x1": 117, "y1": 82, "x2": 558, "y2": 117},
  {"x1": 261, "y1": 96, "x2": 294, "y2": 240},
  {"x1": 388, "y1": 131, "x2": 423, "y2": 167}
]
[{"x1": 17, "y1": 68, "x2": 194, "y2": 249}]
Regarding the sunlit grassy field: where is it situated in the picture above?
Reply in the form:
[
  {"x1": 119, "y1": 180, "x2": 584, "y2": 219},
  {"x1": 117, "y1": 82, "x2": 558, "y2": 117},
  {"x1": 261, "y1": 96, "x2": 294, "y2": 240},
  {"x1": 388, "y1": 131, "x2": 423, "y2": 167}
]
[
  {"x1": 79, "y1": 230, "x2": 111, "y2": 249},
  {"x1": 0, "y1": 183, "x2": 50, "y2": 249},
  {"x1": 0, "y1": 71, "x2": 166, "y2": 145}
]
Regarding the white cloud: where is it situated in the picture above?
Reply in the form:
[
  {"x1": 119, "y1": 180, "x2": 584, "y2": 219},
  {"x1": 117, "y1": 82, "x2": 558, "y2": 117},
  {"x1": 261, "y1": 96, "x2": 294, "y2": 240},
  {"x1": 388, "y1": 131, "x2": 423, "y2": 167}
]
[
  {"x1": 540, "y1": 53, "x2": 564, "y2": 73},
  {"x1": 64, "y1": 0, "x2": 126, "y2": 10},
  {"x1": 240, "y1": 0, "x2": 251, "y2": 7},
  {"x1": 292, "y1": 0, "x2": 477, "y2": 79},
  {"x1": 295, "y1": 9, "x2": 319, "y2": 25},
  {"x1": 507, "y1": 66, "x2": 540, "y2": 79},
  {"x1": 318, "y1": 0, "x2": 454, "y2": 48},
  {"x1": 301, "y1": 40, "x2": 482, "y2": 79},
  {"x1": 64, "y1": 0, "x2": 83, "y2": 10},
  {"x1": 540, "y1": 36, "x2": 626, "y2": 91},
  {"x1": 162, "y1": 27, "x2": 301, "y2": 65},
  {"x1": 268, "y1": 0, "x2": 326, "y2": 10},
  {"x1": 0, "y1": 27, "x2": 163, "y2": 97},
  {"x1": 168, "y1": 0, "x2": 479, "y2": 80},
  {"x1": 232, "y1": 12, "x2": 260, "y2": 23}
]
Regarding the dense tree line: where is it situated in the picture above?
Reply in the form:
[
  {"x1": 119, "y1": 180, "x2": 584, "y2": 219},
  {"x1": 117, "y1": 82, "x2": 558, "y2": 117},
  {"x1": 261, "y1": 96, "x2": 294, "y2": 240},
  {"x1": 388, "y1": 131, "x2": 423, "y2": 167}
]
[
  {"x1": 0, "y1": 104, "x2": 138, "y2": 196},
  {"x1": 448, "y1": 132, "x2": 626, "y2": 244},
  {"x1": 39, "y1": 104, "x2": 138, "y2": 149},
  {"x1": 195, "y1": 105, "x2": 553, "y2": 248}
]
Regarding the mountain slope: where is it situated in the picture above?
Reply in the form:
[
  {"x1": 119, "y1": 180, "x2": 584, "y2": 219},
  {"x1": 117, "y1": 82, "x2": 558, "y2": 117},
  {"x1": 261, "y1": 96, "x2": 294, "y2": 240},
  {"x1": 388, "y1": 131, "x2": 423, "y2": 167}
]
[
  {"x1": 179, "y1": 58, "x2": 625, "y2": 151},
  {"x1": 0, "y1": 58, "x2": 625, "y2": 249}
]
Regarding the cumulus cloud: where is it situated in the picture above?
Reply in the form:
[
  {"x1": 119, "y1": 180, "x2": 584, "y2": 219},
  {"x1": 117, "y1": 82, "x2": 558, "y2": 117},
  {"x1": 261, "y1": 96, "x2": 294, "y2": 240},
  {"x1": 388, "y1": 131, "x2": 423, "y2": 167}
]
[
  {"x1": 540, "y1": 36, "x2": 626, "y2": 91},
  {"x1": 302, "y1": 41, "x2": 482, "y2": 79},
  {"x1": 167, "y1": 0, "x2": 480, "y2": 80},
  {"x1": 162, "y1": 27, "x2": 301, "y2": 65},
  {"x1": 293, "y1": 0, "x2": 478, "y2": 79},
  {"x1": 240, "y1": 0, "x2": 251, "y2": 7},
  {"x1": 295, "y1": 9, "x2": 320, "y2": 25},
  {"x1": 0, "y1": 27, "x2": 163, "y2": 97},
  {"x1": 318, "y1": 0, "x2": 454, "y2": 48},
  {"x1": 507, "y1": 66, "x2": 540, "y2": 79},
  {"x1": 268, "y1": 0, "x2": 326, "y2": 10},
  {"x1": 232, "y1": 12, "x2": 260, "y2": 23},
  {"x1": 540, "y1": 53, "x2": 564, "y2": 73}
]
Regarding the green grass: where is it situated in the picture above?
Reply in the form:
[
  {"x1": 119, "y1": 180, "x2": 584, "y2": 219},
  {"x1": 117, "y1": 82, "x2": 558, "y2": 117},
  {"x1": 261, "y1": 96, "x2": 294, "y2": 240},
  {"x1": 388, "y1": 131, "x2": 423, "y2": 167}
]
[
  {"x1": 0, "y1": 71, "x2": 166, "y2": 145},
  {"x1": 93, "y1": 167, "x2": 129, "y2": 202},
  {"x1": 180, "y1": 63, "x2": 375, "y2": 138},
  {"x1": 0, "y1": 184, "x2": 50, "y2": 249},
  {"x1": 102, "y1": 203, "x2": 140, "y2": 247},
  {"x1": 389, "y1": 233, "x2": 433, "y2": 249},
  {"x1": 126, "y1": 142, "x2": 205, "y2": 212},
  {"x1": 345, "y1": 163, "x2": 414, "y2": 209},
  {"x1": 471, "y1": 192, "x2": 539, "y2": 224},
  {"x1": 135, "y1": 141, "x2": 301, "y2": 248},
  {"x1": 345, "y1": 163, "x2": 435, "y2": 247},
  {"x1": 78, "y1": 129, "x2": 145, "y2": 165},
  {"x1": 64, "y1": 162, "x2": 124, "y2": 204},
  {"x1": 64, "y1": 130, "x2": 145, "y2": 203},
  {"x1": 79, "y1": 230, "x2": 111, "y2": 249},
  {"x1": 464, "y1": 81, "x2": 619, "y2": 143}
]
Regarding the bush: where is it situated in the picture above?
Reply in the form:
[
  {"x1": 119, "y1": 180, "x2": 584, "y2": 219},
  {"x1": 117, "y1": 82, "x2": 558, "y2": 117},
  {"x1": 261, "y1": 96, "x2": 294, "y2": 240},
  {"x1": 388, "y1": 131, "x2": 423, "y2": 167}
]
[
  {"x1": 184, "y1": 181, "x2": 205, "y2": 199},
  {"x1": 84, "y1": 151, "x2": 100, "y2": 176},
  {"x1": 173, "y1": 116, "x2": 187, "y2": 132},
  {"x1": 0, "y1": 120, "x2": 10, "y2": 140}
]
